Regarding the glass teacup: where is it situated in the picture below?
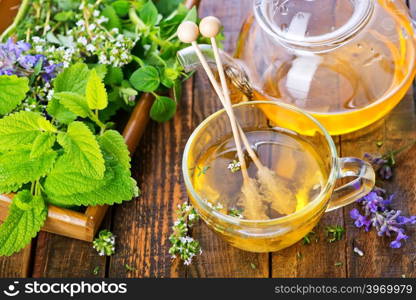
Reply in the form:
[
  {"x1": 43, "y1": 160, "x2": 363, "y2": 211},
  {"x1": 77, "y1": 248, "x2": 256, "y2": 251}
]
[{"x1": 182, "y1": 101, "x2": 375, "y2": 252}]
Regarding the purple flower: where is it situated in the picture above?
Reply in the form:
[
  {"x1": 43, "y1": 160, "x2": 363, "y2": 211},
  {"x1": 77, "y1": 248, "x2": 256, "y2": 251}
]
[
  {"x1": 350, "y1": 187, "x2": 415, "y2": 249},
  {"x1": 0, "y1": 38, "x2": 61, "y2": 81},
  {"x1": 364, "y1": 153, "x2": 393, "y2": 180},
  {"x1": 41, "y1": 62, "x2": 62, "y2": 82}
]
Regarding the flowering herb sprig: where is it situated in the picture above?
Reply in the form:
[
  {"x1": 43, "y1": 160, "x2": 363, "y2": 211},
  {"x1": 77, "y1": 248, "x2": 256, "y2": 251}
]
[
  {"x1": 93, "y1": 230, "x2": 116, "y2": 256},
  {"x1": 169, "y1": 202, "x2": 201, "y2": 265},
  {"x1": 0, "y1": 38, "x2": 61, "y2": 112},
  {"x1": 364, "y1": 140, "x2": 416, "y2": 180},
  {"x1": 352, "y1": 142, "x2": 416, "y2": 248},
  {"x1": 350, "y1": 187, "x2": 416, "y2": 248}
]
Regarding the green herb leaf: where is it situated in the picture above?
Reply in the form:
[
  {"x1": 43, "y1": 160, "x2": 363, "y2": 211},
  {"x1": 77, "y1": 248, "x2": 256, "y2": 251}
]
[
  {"x1": 0, "y1": 75, "x2": 29, "y2": 115},
  {"x1": 0, "y1": 147, "x2": 57, "y2": 188},
  {"x1": 104, "y1": 67, "x2": 123, "y2": 86},
  {"x1": 54, "y1": 92, "x2": 91, "y2": 118},
  {"x1": 92, "y1": 64, "x2": 108, "y2": 80},
  {"x1": 54, "y1": 11, "x2": 74, "y2": 22},
  {"x1": 150, "y1": 96, "x2": 176, "y2": 122},
  {"x1": 97, "y1": 130, "x2": 131, "y2": 169},
  {"x1": 46, "y1": 98, "x2": 77, "y2": 124},
  {"x1": 129, "y1": 66, "x2": 160, "y2": 92},
  {"x1": 156, "y1": 0, "x2": 182, "y2": 16},
  {"x1": 125, "y1": 264, "x2": 136, "y2": 271},
  {"x1": 53, "y1": 63, "x2": 90, "y2": 94},
  {"x1": 57, "y1": 121, "x2": 105, "y2": 179},
  {"x1": 0, "y1": 111, "x2": 56, "y2": 151},
  {"x1": 183, "y1": 6, "x2": 197, "y2": 22},
  {"x1": 0, "y1": 190, "x2": 47, "y2": 256},
  {"x1": 111, "y1": 0, "x2": 130, "y2": 17},
  {"x1": 102, "y1": 5, "x2": 122, "y2": 30},
  {"x1": 30, "y1": 132, "x2": 56, "y2": 159},
  {"x1": 46, "y1": 133, "x2": 139, "y2": 207},
  {"x1": 139, "y1": 1, "x2": 158, "y2": 26},
  {"x1": 44, "y1": 156, "x2": 109, "y2": 198},
  {"x1": 86, "y1": 69, "x2": 108, "y2": 110},
  {"x1": 0, "y1": 183, "x2": 21, "y2": 194}
]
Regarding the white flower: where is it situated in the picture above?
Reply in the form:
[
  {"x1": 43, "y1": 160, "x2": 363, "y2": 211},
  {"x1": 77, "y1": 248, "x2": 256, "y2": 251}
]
[
  {"x1": 89, "y1": 24, "x2": 96, "y2": 31},
  {"x1": 78, "y1": 36, "x2": 88, "y2": 46},
  {"x1": 93, "y1": 10, "x2": 100, "y2": 17},
  {"x1": 35, "y1": 45, "x2": 43, "y2": 52},
  {"x1": 76, "y1": 20, "x2": 85, "y2": 27},
  {"x1": 86, "y1": 44, "x2": 96, "y2": 52},
  {"x1": 97, "y1": 16, "x2": 108, "y2": 24}
]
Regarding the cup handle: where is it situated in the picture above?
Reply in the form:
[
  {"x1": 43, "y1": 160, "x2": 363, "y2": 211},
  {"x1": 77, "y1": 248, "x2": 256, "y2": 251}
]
[{"x1": 326, "y1": 157, "x2": 375, "y2": 212}]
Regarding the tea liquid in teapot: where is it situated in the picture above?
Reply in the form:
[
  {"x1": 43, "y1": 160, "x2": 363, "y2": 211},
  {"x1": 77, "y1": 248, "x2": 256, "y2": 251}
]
[{"x1": 231, "y1": 0, "x2": 416, "y2": 134}]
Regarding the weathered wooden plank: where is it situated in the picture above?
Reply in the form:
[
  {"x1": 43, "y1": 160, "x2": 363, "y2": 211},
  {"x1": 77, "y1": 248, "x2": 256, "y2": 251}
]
[
  {"x1": 187, "y1": 0, "x2": 269, "y2": 278},
  {"x1": 32, "y1": 230, "x2": 107, "y2": 278},
  {"x1": 108, "y1": 79, "x2": 195, "y2": 278},
  {"x1": 343, "y1": 89, "x2": 416, "y2": 278},
  {"x1": 0, "y1": 245, "x2": 32, "y2": 277}
]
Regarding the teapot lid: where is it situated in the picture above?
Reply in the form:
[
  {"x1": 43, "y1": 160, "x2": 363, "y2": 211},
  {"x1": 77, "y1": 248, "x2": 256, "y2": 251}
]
[{"x1": 254, "y1": 0, "x2": 374, "y2": 51}]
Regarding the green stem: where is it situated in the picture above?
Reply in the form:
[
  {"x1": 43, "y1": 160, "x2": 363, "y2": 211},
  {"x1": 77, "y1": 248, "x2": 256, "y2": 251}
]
[
  {"x1": 131, "y1": 55, "x2": 145, "y2": 67},
  {"x1": 42, "y1": 1, "x2": 51, "y2": 36},
  {"x1": 382, "y1": 140, "x2": 416, "y2": 162},
  {"x1": 0, "y1": 0, "x2": 31, "y2": 41},
  {"x1": 89, "y1": 113, "x2": 106, "y2": 135},
  {"x1": 128, "y1": 6, "x2": 146, "y2": 32}
]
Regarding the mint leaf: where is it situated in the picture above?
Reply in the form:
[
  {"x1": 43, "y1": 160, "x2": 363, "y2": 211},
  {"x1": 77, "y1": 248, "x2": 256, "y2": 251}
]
[
  {"x1": 0, "y1": 147, "x2": 57, "y2": 187},
  {"x1": 140, "y1": 1, "x2": 158, "y2": 26},
  {"x1": 46, "y1": 135, "x2": 138, "y2": 207},
  {"x1": 104, "y1": 66, "x2": 123, "y2": 85},
  {"x1": 0, "y1": 183, "x2": 21, "y2": 194},
  {"x1": 0, "y1": 75, "x2": 29, "y2": 115},
  {"x1": 0, "y1": 190, "x2": 47, "y2": 256},
  {"x1": 129, "y1": 66, "x2": 160, "y2": 92},
  {"x1": 30, "y1": 132, "x2": 56, "y2": 159},
  {"x1": 150, "y1": 96, "x2": 176, "y2": 122},
  {"x1": 57, "y1": 121, "x2": 105, "y2": 179},
  {"x1": 184, "y1": 6, "x2": 197, "y2": 22},
  {"x1": 54, "y1": 63, "x2": 90, "y2": 94},
  {"x1": 102, "y1": 5, "x2": 122, "y2": 29},
  {"x1": 156, "y1": 0, "x2": 182, "y2": 16},
  {"x1": 47, "y1": 163, "x2": 137, "y2": 207},
  {"x1": 86, "y1": 69, "x2": 108, "y2": 110},
  {"x1": 92, "y1": 64, "x2": 108, "y2": 80},
  {"x1": 44, "y1": 156, "x2": 111, "y2": 197},
  {"x1": 111, "y1": 0, "x2": 130, "y2": 17},
  {"x1": 98, "y1": 130, "x2": 131, "y2": 169},
  {"x1": 54, "y1": 92, "x2": 90, "y2": 118},
  {"x1": 46, "y1": 98, "x2": 77, "y2": 124},
  {"x1": 0, "y1": 111, "x2": 56, "y2": 151}
]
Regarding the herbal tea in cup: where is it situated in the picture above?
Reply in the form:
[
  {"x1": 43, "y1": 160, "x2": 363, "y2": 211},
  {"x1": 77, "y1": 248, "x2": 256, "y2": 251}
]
[{"x1": 182, "y1": 101, "x2": 375, "y2": 252}]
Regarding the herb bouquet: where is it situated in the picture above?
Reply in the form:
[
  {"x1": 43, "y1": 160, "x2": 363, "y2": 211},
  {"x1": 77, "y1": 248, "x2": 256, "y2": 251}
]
[{"x1": 0, "y1": 0, "x2": 201, "y2": 256}]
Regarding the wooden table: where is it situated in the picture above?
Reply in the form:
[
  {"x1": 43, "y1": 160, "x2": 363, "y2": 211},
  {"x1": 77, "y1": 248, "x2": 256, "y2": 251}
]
[{"x1": 1, "y1": 0, "x2": 415, "y2": 278}]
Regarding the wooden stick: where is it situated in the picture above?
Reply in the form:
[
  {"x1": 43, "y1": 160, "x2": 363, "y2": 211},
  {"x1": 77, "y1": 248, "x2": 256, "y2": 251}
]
[{"x1": 200, "y1": 17, "x2": 264, "y2": 170}]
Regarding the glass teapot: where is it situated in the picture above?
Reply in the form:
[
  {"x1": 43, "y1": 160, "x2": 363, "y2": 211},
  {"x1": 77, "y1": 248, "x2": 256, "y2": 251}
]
[{"x1": 178, "y1": 0, "x2": 416, "y2": 135}]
